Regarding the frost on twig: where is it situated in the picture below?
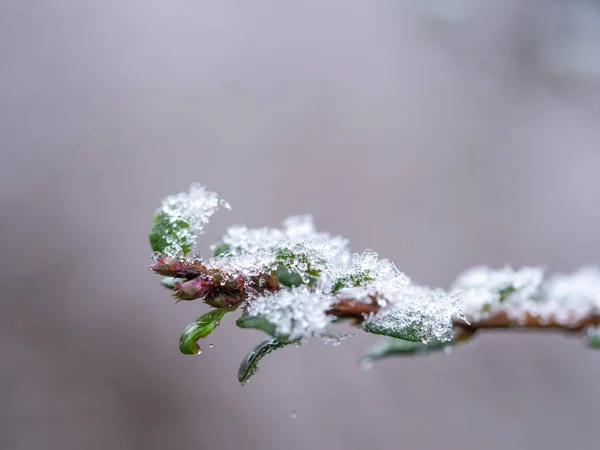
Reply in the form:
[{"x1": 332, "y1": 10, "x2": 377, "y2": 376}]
[
  {"x1": 148, "y1": 183, "x2": 600, "y2": 383},
  {"x1": 451, "y1": 266, "x2": 600, "y2": 330}
]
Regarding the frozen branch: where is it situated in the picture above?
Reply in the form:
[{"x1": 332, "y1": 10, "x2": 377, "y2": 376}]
[{"x1": 148, "y1": 184, "x2": 600, "y2": 384}]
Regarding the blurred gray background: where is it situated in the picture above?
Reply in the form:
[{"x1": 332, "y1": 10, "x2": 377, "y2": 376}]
[{"x1": 2, "y1": 1, "x2": 600, "y2": 449}]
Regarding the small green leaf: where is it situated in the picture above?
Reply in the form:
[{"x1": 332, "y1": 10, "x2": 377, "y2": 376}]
[
  {"x1": 236, "y1": 314, "x2": 278, "y2": 337},
  {"x1": 213, "y1": 242, "x2": 231, "y2": 257},
  {"x1": 149, "y1": 210, "x2": 192, "y2": 256},
  {"x1": 331, "y1": 270, "x2": 374, "y2": 293},
  {"x1": 160, "y1": 277, "x2": 177, "y2": 289},
  {"x1": 362, "y1": 316, "x2": 423, "y2": 342},
  {"x1": 498, "y1": 285, "x2": 517, "y2": 303},
  {"x1": 586, "y1": 327, "x2": 600, "y2": 349},
  {"x1": 362, "y1": 337, "x2": 449, "y2": 362},
  {"x1": 275, "y1": 265, "x2": 304, "y2": 287},
  {"x1": 274, "y1": 249, "x2": 322, "y2": 286},
  {"x1": 237, "y1": 338, "x2": 298, "y2": 384},
  {"x1": 179, "y1": 307, "x2": 231, "y2": 354}
]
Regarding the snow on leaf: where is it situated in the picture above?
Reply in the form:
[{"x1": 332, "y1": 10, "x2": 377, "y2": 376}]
[
  {"x1": 330, "y1": 250, "x2": 410, "y2": 301},
  {"x1": 541, "y1": 266, "x2": 600, "y2": 325},
  {"x1": 236, "y1": 313, "x2": 278, "y2": 337},
  {"x1": 452, "y1": 266, "x2": 544, "y2": 321},
  {"x1": 362, "y1": 286, "x2": 461, "y2": 343},
  {"x1": 245, "y1": 286, "x2": 334, "y2": 339},
  {"x1": 452, "y1": 265, "x2": 600, "y2": 325},
  {"x1": 207, "y1": 216, "x2": 348, "y2": 283},
  {"x1": 217, "y1": 215, "x2": 347, "y2": 257},
  {"x1": 150, "y1": 183, "x2": 229, "y2": 257}
]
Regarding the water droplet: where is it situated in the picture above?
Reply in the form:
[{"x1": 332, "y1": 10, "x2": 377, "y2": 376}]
[
  {"x1": 443, "y1": 346, "x2": 452, "y2": 355},
  {"x1": 290, "y1": 411, "x2": 298, "y2": 419},
  {"x1": 209, "y1": 343, "x2": 214, "y2": 348},
  {"x1": 360, "y1": 358, "x2": 374, "y2": 372},
  {"x1": 196, "y1": 349, "x2": 203, "y2": 355},
  {"x1": 215, "y1": 321, "x2": 221, "y2": 326}
]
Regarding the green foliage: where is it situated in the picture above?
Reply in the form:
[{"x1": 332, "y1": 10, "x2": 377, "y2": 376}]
[
  {"x1": 480, "y1": 286, "x2": 517, "y2": 312},
  {"x1": 331, "y1": 270, "x2": 374, "y2": 293},
  {"x1": 362, "y1": 337, "x2": 450, "y2": 362},
  {"x1": 160, "y1": 277, "x2": 177, "y2": 289},
  {"x1": 238, "y1": 338, "x2": 298, "y2": 384},
  {"x1": 362, "y1": 317, "x2": 423, "y2": 342},
  {"x1": 149, "y1": 210, "x2": 192, "y2": 256},
  {"x1": 179, "y1": 307, "x2": 231, "y2": 354},
  {"x1": 586, "y1": 327, "x2": 600, "y2": 349},
  {"x1": 274, "y1": 248, "x2": 321, "y2": 286},
  {"x1": 498, "y1": 285, "x2": 517, "y2": 303},
  {"x1": 212, "y1": 242, "x2": 231, "y2": 256},
  {"x1": 236, "y1": 313, "x2": 278, "y2": 337},
  {"x1": 275, "y1": 264, "x2": 305, "y2": 287}
]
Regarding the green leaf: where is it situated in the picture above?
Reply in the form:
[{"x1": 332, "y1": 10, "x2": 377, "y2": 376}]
[
  {"x1": 362, "y1": 337, "x2": 449, "y2": 362},
  {"x1": 149, "y1": 210, "x2": 192, "y2": 256},
  {"x1": 362, "y1": 315, "x2": 423, "y2": 342},
  {"x1": 179, "y1": 307, "x2": 231, "y2": 354},
  {"x1": 586, "y1": 327, "x2": 600, "y2": 349},
  {"x1": 236, "y1": 314, "x2": 278, "y2": 337},
  {"x1": 274, "y1": 248, "x2": 321, "y2": 287},
  {"x1": 213, "y1": 242, "x2": 231, "y2": 257},
  {"x1": 275, "y1": 265, "x2": 305, "y2": 287},
  {"x1": 498, "y1": 285, "x2": 517, "y2": 303},
  {"x1": 160, "y1": 277, "x2": 177, "y2": 289},
  {"x1": 237, "y1": 338, "x2": 298, "y2": 384},
  {"x1": 331, "y1": 270, "x2": 374, "y2": 293}
]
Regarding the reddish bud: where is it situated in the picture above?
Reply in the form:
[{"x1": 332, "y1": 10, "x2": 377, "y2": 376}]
[
  {"x1": 173, "y1": 278, "x2": 212, "y2": 301},
  {"x1": 150, "y1": 256, "x2": 185, "y2": 276}
]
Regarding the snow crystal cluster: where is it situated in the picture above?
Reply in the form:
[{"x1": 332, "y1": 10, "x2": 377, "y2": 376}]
[
  {"x1": 452, "y1": 265, "x2": 600, "y2": 325},
  {"x1": 362, "y1": 286, "x2": 462, "y2": 342},
  {"x1": 541, "y1": 267, "x2": 600, "y2": 324},
  {"x1": 210, "y1": 216, "x2": 462, "y2": 342},
  {"x1": 156, "y1": 183, "x2": 230, "y2": 257},
  {"x1": 206, "y1": 214, "x2": 349, "y2": 281},
  {"x1": 452, "y1": 266, "x2": 544, "y2": 322},
  {"x1": 245, "y1": 286, "x2": 334, "y2": 339},
  {"x1": 219, "y1": 215, "x2": 348, "y2": 255}
]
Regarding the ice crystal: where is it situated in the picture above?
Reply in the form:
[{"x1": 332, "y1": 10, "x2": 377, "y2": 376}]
[
  {"x1": 452, "y1": 266, "x2": 544, "y2": 321},
  {"x1": 153, "y1": 183, "x2": 230, "y2": 257},
  {"x1": 245, "y1": 286, "x2": 334, "y2": 339}
]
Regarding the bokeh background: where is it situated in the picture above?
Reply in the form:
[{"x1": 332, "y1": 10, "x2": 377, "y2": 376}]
[{"x1": 2, "y1": 1, "x2": 600, "y2": 449}]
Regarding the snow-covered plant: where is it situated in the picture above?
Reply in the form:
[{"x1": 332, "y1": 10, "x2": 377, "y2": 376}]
[{"x1": 149, "y1": 183, "x2": 600, "y2": 384}]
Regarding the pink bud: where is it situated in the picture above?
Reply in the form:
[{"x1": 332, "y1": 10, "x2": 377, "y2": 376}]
[
  {"x1": 173, "y1": 278, "x2": 212, "y2": 301},
  {"x1": 150, "y1": 256, "x2": 185, "y2": 276}
]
